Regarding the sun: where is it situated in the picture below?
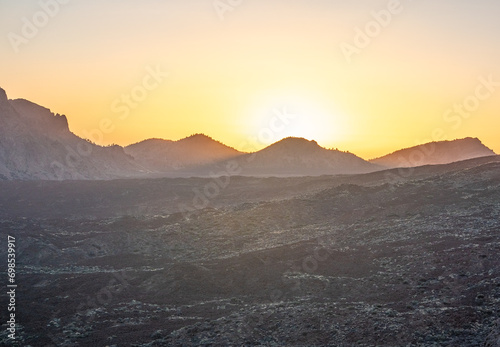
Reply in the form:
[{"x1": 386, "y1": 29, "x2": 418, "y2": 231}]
[{"x1": 243, "y1": 90, "x2": 347, "y2": 150}]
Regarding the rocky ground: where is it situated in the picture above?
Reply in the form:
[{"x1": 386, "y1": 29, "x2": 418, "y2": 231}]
[{"x1": 1, "y1": 157, "x2": 500, "y2": 346}]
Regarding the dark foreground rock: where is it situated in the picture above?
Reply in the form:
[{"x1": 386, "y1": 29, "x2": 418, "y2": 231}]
[{"x1": 1, "y1": 158, "x2": 500, "y2": 346}]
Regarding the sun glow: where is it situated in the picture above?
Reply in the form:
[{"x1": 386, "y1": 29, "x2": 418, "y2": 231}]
[
  {"x1": 243, "y1": 91, "x2": 349, "y2": 150},
  {"x1": 1, "y1": 1, "x2": 499, "y2": 158}
]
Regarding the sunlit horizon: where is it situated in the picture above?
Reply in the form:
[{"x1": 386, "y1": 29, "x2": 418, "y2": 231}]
[{"x1": 1, "y1": 0, "x2": 499, "y2": 159}]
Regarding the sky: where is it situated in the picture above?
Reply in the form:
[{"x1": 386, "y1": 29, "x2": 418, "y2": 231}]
[{"x1": 1, "y1": 0, "x2": 499, "y2": 159}]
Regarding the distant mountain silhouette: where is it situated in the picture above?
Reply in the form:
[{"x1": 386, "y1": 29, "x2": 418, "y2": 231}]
[
  {"x1": 204, "y1": 137, "x2": 381, "y2": 176},
  {"x1": 125, "y1": 134, "x2": 242, "y2": 172},
  {"x1": 370, "y1": 138, "x2": 496, "y2": 168},
  {"x1": 0, "y1": 87, "x2": 141, "y2": 180},
  {"x1": 1, "y1": 86, "x2": 497, "y2": 180}
]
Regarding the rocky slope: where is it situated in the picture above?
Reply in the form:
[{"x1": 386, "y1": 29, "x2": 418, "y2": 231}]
[{"x1": 1, "y1": 156, "x2": 500, "y2": 346}]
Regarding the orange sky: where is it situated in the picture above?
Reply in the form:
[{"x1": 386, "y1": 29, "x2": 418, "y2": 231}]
[{"x1": 1, "y1": 0, "x2": 499, "y2": 159}]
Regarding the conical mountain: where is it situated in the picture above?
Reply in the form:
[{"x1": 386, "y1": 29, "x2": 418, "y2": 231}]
[{"x1": 210, "y1": 137, "x2": 381, "y2": 177}]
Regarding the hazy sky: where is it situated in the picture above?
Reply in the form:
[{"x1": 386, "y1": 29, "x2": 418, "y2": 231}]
[{"x1": 1, "y1": 0, "x2": 499, "y2": 158}]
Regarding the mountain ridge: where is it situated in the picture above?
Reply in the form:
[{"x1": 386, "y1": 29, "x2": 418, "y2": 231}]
[
  {"x1": 0, "y1": 86, "x2": 498, "y2": 180},
  {"x1": 124, "y1": 133, "x2": 243, "y2": 172},
  {"x1": 370, "y1": 137, "x2": 496, "y2": 168}
]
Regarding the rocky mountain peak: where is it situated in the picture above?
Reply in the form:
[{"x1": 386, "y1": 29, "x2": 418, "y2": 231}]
[{"x1": 0, "y1": 87, "x2": 8, "y2": 104}]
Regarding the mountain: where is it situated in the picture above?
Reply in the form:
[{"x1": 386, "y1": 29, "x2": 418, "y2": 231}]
[
  {"x1": 3, "y1": 85, "x2": 377, "y2": 180},
  {"x1": 370, "y1": 137, "x2": 496, "y2": 168},
  {"x1": 124, "y1": 134, "x2": 242, "y2": 172},
  {"x1": 2, "y1": 87, "x2": 497, "y2": 180},
  {"x1": 207, "y1": 137, "x2": 381, "y2": 176},
  {"x1": 0, "y1": 87, "x2": 142, "y2": 180}
]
